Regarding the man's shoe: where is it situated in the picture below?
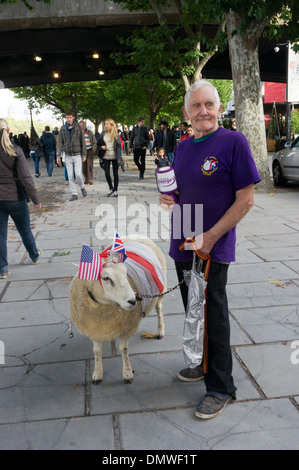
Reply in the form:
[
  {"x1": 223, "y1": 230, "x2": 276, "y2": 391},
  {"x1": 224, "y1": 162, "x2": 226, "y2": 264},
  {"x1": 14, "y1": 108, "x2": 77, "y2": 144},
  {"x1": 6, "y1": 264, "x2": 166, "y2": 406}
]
[
  {"x1": 81, "y1": 187, "x2": 87, "y2": 197},
  {"x1": 0, "y1": 271, "x2": 10, "y2": 279},
  {"x1": 32, "y1": 249, "x2": 43, "y2": 265},
  {"x1": 69, "y1": 194, "x2": 78, "y2": 201},
  {"x1": 178, "y1": 364, "x2": 204, "y2": 382},
  {"x1": 195, "y1": 393, "x2": 232, "y2": 420},
  {"x1": 107, "y1": 189, "x2": 114, "y2": 197},
  {"x1": 112, "y1": 191, "x2": 118, "y2": 197}
]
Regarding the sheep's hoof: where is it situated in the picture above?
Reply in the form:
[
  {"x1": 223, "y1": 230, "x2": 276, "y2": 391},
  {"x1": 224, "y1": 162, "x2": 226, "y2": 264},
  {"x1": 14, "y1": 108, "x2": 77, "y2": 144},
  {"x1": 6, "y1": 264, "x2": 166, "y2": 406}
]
[
  {"x1": 92, "y1": 379, "x2": 102, "y2": 385},
  {"x1": 124, "y1": 378, "x2": 133, "y2": 384},
  {"x1": 156, "y1": 334, "x2": 164, "y2": 340}
]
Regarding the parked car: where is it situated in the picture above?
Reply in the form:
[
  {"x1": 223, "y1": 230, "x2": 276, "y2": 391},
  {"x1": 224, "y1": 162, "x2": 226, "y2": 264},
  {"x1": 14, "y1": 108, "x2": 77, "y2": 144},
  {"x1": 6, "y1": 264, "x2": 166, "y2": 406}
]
[{"x1": 272, "y1": 136, "x2": 299, "y2": 186}]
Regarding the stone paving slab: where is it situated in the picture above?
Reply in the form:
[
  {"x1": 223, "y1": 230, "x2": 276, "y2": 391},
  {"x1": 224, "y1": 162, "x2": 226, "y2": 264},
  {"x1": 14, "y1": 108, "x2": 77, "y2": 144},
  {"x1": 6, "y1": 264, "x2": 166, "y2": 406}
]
[
  {"x1": 117, "y1": 398, "x2": 299, "y2": 450},
  {"x1": 235, "y1": 342, "x2": 299, "y2": 397},
  {"x1": 0, "y1": 415, "x2": 115, "y2": 450},
  {"x1": 231, "y1": 305, "x2": 299, "y2": 343},
  {"x1": 227, "y1": 280, "x2": 299, "y2": 309},
  {"x1": 250, "y1": 246, "x2": 299, "y2": 262}
]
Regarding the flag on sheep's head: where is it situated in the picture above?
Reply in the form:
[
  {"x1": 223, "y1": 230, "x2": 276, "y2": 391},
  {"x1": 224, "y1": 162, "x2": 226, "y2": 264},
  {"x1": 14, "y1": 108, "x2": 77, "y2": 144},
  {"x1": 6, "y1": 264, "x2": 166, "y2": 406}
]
[
  {"x1": 100, "y1": 231, "x2": 127, "y2": 263},
  {"x1": 78, "y1": 244, "x2": 102, "y2": 280},
  {"x1": 111, "y1": 231, "x2": 127, "y2": 262}
]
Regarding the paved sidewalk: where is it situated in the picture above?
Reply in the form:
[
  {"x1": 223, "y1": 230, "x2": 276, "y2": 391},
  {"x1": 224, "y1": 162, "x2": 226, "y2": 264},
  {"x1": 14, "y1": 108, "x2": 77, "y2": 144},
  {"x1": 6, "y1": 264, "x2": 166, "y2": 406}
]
[{"x1": 0, "y1": 156, "x2": 299, "y2": 450}]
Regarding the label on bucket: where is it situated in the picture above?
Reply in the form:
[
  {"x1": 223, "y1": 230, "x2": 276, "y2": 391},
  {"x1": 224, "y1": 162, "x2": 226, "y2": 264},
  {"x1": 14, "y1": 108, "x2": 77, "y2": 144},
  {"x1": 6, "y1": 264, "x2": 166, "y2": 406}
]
[{"x1": 156, "y1": 166, "x2": 177, "y2": 194}]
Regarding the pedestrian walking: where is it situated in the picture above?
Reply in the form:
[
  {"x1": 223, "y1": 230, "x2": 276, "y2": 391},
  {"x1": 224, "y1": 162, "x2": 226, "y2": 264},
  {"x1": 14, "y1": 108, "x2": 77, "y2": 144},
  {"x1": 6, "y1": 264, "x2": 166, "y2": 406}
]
[
  {"x1": 30, "y1": 127, "x2": 44, "y2": 178},
  {"x1": 158, "y1": 120, "x2": 177, "y2": 165},
  {"x1": 97, "y1": 119, "x2": 124, "y2": 197},
  {"x1": 40, "y1": 126, "x2": 57, "y2": 176},
  {"x1": 79, "y1": 120, "x2": 97, "y2": 185},
  {"x1": 159, "y1": 80, "x2": 261, "y2": 419},
  {"x1": 0, "y1": 119, "x2": 42, "y2": 279},
  {"x1": 56, "y1": 110, "x2": 87, "y2": 201},
  {"x1": 129, "y1": 117, "x2": 149, "y2": 180}
]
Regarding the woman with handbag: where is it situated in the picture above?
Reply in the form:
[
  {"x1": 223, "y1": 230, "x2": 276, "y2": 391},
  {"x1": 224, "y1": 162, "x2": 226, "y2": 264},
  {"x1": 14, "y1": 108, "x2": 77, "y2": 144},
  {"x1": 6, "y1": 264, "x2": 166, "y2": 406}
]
[
  {"x1": 0, "y1": 119, "x2": 42, "y2": 279},
  {"x1": 97, "y1": 119, "x2": 124, "y2": 197}
]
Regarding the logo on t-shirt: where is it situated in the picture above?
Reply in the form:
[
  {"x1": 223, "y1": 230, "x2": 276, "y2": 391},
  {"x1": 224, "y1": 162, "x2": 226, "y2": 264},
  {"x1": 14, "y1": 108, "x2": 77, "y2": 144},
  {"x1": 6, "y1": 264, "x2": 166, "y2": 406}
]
[{"x1": 201, "y1": 156, "x2": 218, "y2": 175}]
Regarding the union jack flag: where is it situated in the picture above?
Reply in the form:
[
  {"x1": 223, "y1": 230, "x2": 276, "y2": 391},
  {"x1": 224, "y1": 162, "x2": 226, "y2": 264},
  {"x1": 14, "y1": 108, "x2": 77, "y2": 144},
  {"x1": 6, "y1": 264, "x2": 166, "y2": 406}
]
[
  {"x1": 109, "y1": 231, "x2": 127, "y2": 262},
  {"x1": 78, "y1": 244, "x2": 102, "y2": 280}
]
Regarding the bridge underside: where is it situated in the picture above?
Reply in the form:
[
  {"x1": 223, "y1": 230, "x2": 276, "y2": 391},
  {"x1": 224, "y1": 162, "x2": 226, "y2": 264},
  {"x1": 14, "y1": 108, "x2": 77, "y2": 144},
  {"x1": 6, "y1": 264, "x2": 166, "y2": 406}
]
[{"x1": 0, "y1": 16, "x2": 287, "y2": 88}]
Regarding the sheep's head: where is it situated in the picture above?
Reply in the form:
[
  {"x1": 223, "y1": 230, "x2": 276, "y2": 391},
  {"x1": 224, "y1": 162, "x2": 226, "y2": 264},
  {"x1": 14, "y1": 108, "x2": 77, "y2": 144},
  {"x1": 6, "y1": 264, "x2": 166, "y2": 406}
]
[{"x1": 100, "y1": 260, "x2": 137, "y2": 310}]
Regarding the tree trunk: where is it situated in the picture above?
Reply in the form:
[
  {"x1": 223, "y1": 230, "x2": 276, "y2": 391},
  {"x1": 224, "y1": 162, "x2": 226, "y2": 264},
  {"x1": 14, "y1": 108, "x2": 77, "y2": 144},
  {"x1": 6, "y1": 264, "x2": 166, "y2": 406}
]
[{"x1": 226, "y1": 11, "x2": 271, "y2": 185}]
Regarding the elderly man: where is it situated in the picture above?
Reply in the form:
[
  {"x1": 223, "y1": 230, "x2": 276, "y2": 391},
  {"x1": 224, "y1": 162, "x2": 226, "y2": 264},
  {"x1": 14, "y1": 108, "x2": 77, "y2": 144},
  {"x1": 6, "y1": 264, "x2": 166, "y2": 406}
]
[{"x1": 160, "y1": 80, "x2": 261, "y2": 419}]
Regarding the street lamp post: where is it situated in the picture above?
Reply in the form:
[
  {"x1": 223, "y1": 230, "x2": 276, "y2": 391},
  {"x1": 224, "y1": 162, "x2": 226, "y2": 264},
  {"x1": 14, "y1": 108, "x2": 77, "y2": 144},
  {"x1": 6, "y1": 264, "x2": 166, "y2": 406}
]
[
  {"x1": 29, "y1": 105, "x2": 34, "y2": 129},
  {"x1": 286, "y1": 42, "x2": 291, "y2": 142},
  {"x1": 274, "y1": 41, "x2": 291, "y2": 142}
]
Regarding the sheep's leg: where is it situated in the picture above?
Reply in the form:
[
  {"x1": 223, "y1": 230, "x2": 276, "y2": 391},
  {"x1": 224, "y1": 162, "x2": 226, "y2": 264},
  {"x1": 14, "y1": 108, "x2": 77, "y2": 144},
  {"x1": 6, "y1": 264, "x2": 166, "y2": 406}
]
[
  {"x1": 119, "y1": 334, "x2": 134, "y2": 384},
  {"x1": 92, "y1": 340, "x2": 103, "y2": 384},
  {"x1": 155, "y1": 297, "x2": 165, "y2": 339}
]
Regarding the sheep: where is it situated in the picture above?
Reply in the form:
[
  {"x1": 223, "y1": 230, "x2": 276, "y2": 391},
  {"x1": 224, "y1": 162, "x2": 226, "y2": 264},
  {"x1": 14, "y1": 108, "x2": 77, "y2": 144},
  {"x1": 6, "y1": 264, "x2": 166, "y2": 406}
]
[{"x1": 69, "y1": 237, "x2": 166, "y2": 384}]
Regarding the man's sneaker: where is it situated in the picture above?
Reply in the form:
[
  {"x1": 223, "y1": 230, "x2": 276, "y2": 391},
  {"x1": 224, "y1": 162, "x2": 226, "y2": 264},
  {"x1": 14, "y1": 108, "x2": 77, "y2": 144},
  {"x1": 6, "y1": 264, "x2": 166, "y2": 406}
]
[
  {"x1": 112, "y1": 191, "x2": 118, "y2": 197},
  {"x1": 81, "y1": 187, "x2": 87, "y2": 197},
  {"x1": 69, "y1": 194, "x2": 78, "y2": 201},
  {"x1": 33, "y1": 249, "x2": 43, "y2": 265},
  {"x1": 195, "y1": 393, "x2": 233, "y2": 419},
  {"x1": 107, "y1": 189, "x2": 114, "y2": 197},
  {"x1": 178, "y1": 364, "x2": 204, "y2": 382},
  {"x1": 0, "y1": 271, "x2": 10, "y2": 279}
]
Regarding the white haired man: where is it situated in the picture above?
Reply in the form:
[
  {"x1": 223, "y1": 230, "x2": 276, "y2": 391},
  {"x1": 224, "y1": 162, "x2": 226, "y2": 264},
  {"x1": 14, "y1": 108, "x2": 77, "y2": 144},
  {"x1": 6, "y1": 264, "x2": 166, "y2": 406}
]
[{"x1": 160, "y1": 80, "x2": 261, "y2": 419}]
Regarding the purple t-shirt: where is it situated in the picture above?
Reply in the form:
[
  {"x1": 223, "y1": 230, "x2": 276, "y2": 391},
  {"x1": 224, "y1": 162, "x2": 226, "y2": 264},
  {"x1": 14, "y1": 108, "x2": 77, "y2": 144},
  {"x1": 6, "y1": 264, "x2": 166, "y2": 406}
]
[{"x1": 169, "y1": 127, "x2": 261, "y2": 263}]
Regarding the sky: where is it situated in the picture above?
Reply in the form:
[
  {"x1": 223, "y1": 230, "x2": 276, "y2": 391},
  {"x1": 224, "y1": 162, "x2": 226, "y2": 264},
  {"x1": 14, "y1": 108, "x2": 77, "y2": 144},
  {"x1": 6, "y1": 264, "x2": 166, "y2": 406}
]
[{"x1": 0, "y1": 88, "x2": 56, "y2": 122}]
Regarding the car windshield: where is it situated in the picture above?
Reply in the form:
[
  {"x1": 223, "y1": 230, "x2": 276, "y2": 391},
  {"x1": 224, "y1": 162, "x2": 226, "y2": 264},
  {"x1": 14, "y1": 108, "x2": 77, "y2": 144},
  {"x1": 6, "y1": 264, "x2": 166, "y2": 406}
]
[{"x1": 292, "y1": 137, "x2": 299, "y2": 148}]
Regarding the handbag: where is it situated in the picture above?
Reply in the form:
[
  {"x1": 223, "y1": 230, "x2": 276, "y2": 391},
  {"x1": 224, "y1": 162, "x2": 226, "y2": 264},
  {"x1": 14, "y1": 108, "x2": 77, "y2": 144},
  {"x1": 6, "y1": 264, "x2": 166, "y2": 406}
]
[
  {"x1": 1, "y1": 152, "x2": 30, "y2": 202},
  {"x1": 7, "y1": 155, "x2": 30, "y2": 202},
  {"x1": 13, "y1": 156, "x2": 30, "y2": 202}
]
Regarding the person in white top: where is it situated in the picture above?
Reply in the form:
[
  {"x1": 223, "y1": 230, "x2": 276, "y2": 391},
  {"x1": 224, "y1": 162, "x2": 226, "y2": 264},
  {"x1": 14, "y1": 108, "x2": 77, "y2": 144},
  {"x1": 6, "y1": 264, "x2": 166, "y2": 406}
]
[{"x1": 97, "y1": 119, "x2": 123, "y2": 197}]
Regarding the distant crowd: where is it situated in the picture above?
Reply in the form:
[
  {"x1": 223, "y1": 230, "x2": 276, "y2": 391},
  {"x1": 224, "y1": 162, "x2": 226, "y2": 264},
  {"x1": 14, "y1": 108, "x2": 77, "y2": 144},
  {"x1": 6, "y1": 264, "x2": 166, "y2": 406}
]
[{"x1": 8, "y1": 115, "x2": 197, "y2": 199}]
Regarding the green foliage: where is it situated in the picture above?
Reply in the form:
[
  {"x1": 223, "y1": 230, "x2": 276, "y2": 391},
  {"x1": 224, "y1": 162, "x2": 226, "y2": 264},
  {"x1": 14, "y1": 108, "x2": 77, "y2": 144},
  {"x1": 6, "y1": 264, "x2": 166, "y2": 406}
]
[
  {"x1": 11, "y1": 79, "x2": 185, "y2": 130},
  {"x1": 291, "y1": 109, "x2": 299, "y2": 133},
  {"x1": 209, "y1": 79, "x2": 233, "y2": 112}
]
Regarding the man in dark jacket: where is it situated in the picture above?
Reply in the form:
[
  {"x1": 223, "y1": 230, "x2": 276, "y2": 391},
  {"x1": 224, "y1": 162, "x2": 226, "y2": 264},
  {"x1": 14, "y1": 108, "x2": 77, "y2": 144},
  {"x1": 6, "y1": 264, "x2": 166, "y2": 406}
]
[
  {"x1": 158, "y1": 120, "x2": 177, "y2": 165},
  {"x1": 56, "y1": 110, "x2": 87, "y2": 201},
  {"x1": 129, "y1": 117, "x2": 149, "y2": 179},
  {"x1": 40, "y1": 126, "x2": 57, "y2": 176}
]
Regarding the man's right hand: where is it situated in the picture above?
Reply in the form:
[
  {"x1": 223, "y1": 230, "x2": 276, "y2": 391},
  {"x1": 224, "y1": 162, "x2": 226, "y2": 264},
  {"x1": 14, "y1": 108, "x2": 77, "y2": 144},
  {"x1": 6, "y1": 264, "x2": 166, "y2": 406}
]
[{"x1": 159, "y1": 193, "x2": 176, "y2": 210}]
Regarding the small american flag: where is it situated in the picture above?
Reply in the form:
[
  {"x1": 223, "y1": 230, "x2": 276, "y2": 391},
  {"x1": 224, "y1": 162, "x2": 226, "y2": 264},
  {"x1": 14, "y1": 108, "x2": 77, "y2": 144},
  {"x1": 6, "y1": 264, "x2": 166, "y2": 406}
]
[{"x1": 78, "y1": 245, "x2": 102, "y2": 280}]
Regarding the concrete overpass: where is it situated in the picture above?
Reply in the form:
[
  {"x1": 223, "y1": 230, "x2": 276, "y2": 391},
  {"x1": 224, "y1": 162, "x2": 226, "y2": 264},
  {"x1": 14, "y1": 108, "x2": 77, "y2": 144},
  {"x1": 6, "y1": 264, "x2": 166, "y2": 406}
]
[{"x1": 0, "y1": 0, "x2": 287, "y2": 88}]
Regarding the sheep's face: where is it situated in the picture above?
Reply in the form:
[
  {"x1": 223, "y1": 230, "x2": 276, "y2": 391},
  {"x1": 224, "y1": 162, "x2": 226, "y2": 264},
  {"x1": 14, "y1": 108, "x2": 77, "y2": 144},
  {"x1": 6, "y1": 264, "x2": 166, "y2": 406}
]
[{"x1": 100, "y1": 262, "x2": 137, "y2": 310}]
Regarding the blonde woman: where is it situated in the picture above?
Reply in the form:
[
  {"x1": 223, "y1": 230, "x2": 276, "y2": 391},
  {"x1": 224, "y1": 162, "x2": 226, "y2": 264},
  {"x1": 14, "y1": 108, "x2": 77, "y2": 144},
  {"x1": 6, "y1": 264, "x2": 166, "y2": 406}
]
[
  {"x1": 0, "y1": 119, "x2": 42, "y2": 279},
  {"x1": 97, "y1": 119, "x2": 124, "y2": 197}
]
